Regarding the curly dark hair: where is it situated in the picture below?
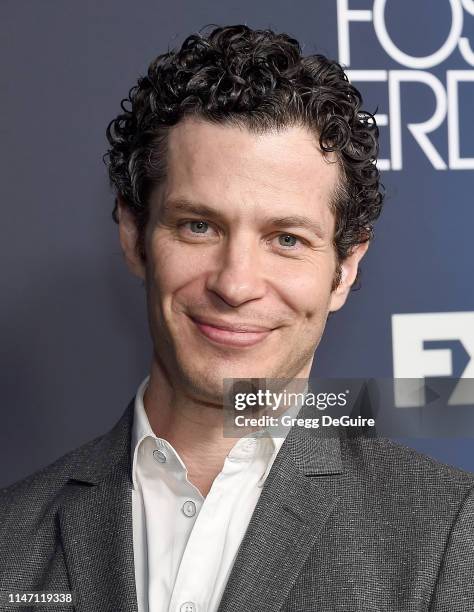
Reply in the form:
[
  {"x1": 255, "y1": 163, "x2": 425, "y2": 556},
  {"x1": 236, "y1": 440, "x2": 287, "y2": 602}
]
[{"x1": 104, "y1": 24, "x2": 384, "y2": 291}]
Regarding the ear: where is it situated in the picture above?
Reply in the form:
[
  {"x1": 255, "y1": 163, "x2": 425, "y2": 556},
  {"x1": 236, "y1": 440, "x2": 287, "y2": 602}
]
[
  {"x1": 329, "y1": 241, "x2": 370, "y2": 312},
  {"x1": 117, "y1": 196, "x2": 146, "y2": 281}
]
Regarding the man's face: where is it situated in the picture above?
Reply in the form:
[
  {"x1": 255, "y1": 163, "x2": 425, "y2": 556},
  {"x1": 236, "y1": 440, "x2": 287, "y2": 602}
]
[{"x1": 120, "y1": 117, "x2": 366, "y2": 403}]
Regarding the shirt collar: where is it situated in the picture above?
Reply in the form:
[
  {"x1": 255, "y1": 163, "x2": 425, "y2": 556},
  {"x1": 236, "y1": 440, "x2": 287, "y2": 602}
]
[
  {"x1": 131, "y1": 375, "x2": 308, "y2": 490},
  {"x1": 132, "y1": 375, "x2": 153, "y2": 452},
  {"x1": 131, "y1": 375, "x2": 155, "y2": 490}
]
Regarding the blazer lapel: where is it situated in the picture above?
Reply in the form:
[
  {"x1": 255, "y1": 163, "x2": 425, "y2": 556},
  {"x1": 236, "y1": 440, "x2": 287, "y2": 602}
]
[
  {"x1": 217, "y1": 410, "x2": 345, "y2": 612},
  {"x1": 56, "y1": 397, "x2": 344, "y2": 612},
  {"x1": 58, "y1": 400, "x2": 138, "y2": 612}
]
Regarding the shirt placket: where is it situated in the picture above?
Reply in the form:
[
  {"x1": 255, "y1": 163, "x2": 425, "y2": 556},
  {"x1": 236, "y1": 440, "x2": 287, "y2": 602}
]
[
  {"x1": 167, "y1": 437, "x2": 261, "y2": 612},
  {"x1": 142, "y1": 438, "x2": 204, "y2": 609}
]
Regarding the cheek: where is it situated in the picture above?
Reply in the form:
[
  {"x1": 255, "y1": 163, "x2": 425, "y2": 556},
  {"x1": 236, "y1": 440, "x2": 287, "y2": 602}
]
[
  {"x1": 147, "y1": 236, "x2": 194, "y2": 294},
  {"x1": 277, "y1": 262, "x2": 335, "y2": 318},
  {"x1": 145, "y1": 239, "x2": 209, "y2": 326}
]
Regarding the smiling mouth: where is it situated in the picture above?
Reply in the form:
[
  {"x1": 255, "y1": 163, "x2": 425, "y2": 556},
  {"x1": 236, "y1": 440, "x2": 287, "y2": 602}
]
[{"x1": 188, "y1": 316, "x2": 274, "y2": 348}]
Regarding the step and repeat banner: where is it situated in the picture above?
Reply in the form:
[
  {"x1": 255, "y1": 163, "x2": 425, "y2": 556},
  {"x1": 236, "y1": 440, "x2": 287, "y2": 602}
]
[
  {"x1": 1, "y1": 0, "x2": 473, "y2": 486},
  {"x1": 329, "y1": 0, "x2": 474, "y2": 468}
]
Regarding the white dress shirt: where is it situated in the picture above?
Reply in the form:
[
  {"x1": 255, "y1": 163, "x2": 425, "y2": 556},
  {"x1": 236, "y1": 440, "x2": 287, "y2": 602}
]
[{"x1": 131, "y1": 376, "x2": 303, "y2": 612}]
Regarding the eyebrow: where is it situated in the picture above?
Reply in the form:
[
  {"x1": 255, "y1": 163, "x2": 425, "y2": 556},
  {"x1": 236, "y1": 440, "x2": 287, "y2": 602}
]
[{"x1": 161, "y1": 198, "x2": 327, "y2": 239}]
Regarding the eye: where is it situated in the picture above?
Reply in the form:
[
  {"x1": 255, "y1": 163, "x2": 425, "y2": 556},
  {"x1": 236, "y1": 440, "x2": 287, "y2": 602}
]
[
  {"x1": 187, "y1": 220, "x2": 209, "y2": 234},
  {"x1": 178, "y1": 220, "x2": 214, "y2": 236},
  {"x1": 276, "y1": 234, "x2": 301, "y2": 248}
]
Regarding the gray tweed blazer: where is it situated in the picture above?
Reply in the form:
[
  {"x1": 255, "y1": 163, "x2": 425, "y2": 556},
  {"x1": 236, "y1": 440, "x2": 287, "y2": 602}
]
[{"x1": 1, "y1": 398, "x2": 474, "y2": 612}]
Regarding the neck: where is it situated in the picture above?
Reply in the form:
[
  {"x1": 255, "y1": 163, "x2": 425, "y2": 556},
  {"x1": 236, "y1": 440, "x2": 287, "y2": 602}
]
[
  {"x1": 143, "y1": 358, "x2": 239, "y2": 496},
  {"x1": 142, "y1": 355, "x2": 313, "y2": 496}
]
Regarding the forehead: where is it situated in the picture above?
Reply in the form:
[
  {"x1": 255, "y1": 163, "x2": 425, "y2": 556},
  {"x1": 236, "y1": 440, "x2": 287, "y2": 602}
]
[{"x1": 162, "y1": 116, "x2": 340, "y2": 230}]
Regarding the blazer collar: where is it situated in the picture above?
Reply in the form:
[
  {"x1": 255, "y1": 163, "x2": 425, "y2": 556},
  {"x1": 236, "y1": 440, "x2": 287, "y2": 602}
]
[
  {"x1": 282, "y1": 400, "x2": 344, "y2": 476},
  {"x1": 68, "y1": 397, "x2": 135, "y2": 486},
  {"x1": 59, "y1": 394, "x2": 344, "y2": 612},
  {"x1": 68, "y1": 391, "x2": 344, "y2": 484},
  {"x1": 58, "y1": 397, "x2": 138, "y2": 612}
]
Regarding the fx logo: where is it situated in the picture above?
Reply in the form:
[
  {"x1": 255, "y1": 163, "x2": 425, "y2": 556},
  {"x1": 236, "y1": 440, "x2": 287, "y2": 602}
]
[{"x1": 392, "y1": 312, "x2": 474, "y2": 407}]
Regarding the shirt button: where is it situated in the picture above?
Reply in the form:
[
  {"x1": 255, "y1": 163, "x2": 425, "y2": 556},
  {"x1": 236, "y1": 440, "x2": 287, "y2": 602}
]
[
  {"x1": 180, "y1": 603, "x2": 196, "y2": 612},
  {"x1": 182, "y1": 500, "x2": 196, "y2": 517},
  {"x1": 153, "y1": 449, "x2": 167, "y2": 463}
]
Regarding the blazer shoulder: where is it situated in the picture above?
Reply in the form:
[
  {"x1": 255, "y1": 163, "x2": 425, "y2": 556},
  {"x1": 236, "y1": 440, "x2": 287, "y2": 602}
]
[
  {"x1": 375, "y1": 436, "x2": 473, "y2": 479},
  {"x1": 343, "y1": 433, "x2": 474, "y2": 498},
  {"x1": 0, "y1": 398, "x2": 134, "y2": 522},
  {"x1": 0, "y1": 432, "x2": 105, "y2": 525},
  {"x1": 335, "y1": 434, "x2": 474, "y2": 550}
]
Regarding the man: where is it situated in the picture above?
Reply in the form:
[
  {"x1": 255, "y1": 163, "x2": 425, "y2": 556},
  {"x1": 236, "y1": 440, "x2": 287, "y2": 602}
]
[{"x1": 1, "y1": 24, "x2": 473, "y2": 612}]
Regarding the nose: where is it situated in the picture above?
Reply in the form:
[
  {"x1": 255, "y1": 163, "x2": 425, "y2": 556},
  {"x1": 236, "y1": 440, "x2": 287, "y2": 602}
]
[{"x1": 205, "y1": 232, "x2": 267, "y2": 307}]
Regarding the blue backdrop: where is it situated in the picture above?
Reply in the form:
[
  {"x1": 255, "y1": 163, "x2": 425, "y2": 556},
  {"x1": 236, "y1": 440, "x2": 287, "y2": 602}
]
[{"x1": 1, "y1": 0, "x2": 473, "y2": 487}]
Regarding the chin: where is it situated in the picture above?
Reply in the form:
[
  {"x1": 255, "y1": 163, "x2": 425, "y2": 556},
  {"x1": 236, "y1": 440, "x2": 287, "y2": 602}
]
[{"x1": 193, "y1": 360, "x2": 279, "y2": 387}]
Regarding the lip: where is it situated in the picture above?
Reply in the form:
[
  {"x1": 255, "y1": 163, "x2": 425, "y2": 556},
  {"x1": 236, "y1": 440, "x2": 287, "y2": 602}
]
[{"x1": 189, "y1": 315, "x2": 274, "y2": 347}]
